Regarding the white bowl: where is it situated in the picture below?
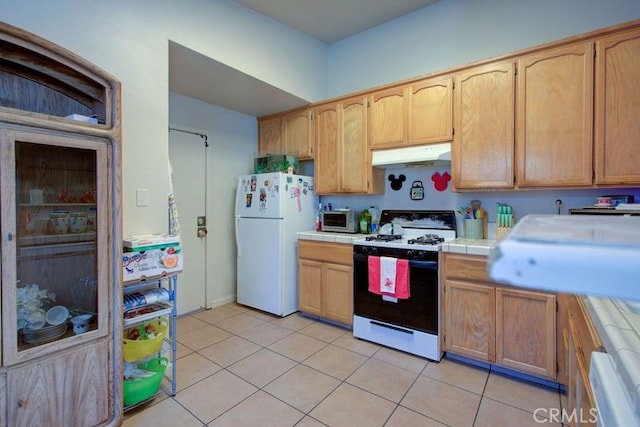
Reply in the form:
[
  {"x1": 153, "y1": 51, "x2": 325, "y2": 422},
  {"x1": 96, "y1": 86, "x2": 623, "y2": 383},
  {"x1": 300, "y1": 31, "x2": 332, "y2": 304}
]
[{"x1": 45, "y1": 305, "x2": 69, "y2": 326}]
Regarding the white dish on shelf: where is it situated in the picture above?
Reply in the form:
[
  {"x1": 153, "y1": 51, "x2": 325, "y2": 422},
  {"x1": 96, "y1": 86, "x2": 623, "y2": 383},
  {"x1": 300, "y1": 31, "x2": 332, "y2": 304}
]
[
  {"x1": 23, "y1": 322, "x2": 68, "y2": 344},
  {"x1": 45, "y1": 305, "x2": 69, "y2": 325}
]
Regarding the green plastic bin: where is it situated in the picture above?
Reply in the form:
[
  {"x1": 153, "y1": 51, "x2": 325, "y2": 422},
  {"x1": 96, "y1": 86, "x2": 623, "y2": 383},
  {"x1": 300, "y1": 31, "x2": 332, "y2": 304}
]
[{"x1": 123, "y1": 357, "x2": 168, "y2": 406}]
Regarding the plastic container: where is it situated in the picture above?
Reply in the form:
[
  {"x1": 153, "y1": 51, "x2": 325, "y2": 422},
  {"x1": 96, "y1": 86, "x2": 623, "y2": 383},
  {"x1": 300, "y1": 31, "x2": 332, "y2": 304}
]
[
  {"x1": 123, "y1": 357, "x2": 168, "y2": 406},
  {"x1": 123, "y1": 318, "x2": 168, "y2": 362}
]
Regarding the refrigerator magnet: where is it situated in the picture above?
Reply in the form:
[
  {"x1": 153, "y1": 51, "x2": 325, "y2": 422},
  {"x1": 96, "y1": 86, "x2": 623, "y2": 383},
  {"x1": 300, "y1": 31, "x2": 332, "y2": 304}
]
[
  {"x1": 259, "y1": 188, "x2": 267, "y2": 209},
  {"x1": 250, "y1": 176, "x2": 257, "y2": 191},
  {"x1": 245, "y1": 193, "x2": 252, "y2": 207}
]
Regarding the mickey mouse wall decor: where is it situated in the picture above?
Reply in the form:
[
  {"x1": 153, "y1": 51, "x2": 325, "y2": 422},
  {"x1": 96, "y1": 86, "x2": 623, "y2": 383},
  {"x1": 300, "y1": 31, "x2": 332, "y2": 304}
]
[
  {"x1": 388, "y1": 174, "x2": 406, "y2": 191},
  {"x1": 431, "y1": 171, "x2": 451, "y2": 192}
]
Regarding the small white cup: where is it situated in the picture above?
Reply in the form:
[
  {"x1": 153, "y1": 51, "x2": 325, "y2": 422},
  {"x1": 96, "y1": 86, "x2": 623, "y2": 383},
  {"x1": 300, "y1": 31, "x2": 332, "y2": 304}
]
[
  {"x1": 30, "y1": 189, "x2": 44, "y2": 204},
  {"x1": 70, "y1": 314, "x2": 92, "y2": 334}
]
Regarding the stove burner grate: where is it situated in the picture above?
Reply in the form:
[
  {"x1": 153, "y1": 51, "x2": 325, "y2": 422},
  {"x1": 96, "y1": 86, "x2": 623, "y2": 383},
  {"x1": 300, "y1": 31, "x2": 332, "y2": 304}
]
[
  {"x1": 365, "y1": 234, "x2": 403, "y2": 242},
  {"x1": 407, "y1": 234, "x2": 445, "y2": 245}
]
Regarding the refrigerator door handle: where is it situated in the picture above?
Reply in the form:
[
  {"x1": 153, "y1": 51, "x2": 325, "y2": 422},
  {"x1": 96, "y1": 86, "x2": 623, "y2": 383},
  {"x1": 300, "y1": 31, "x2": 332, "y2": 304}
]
[{"x1": 235, "y1": 217, "x2": 241, "y2": 257}]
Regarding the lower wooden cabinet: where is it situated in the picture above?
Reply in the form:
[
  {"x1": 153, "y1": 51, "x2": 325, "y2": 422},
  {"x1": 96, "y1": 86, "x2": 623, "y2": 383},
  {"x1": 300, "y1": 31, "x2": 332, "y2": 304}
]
[
  {"x1": 5, "y1": 340, "x2": 110, "y2": 427},
  {"x1": 561, "y1": 295, "x2": 601, "y2": 427},
  {"x1": 298, "y1": 240, "x2": 353, "y2": 325},
  {"x1": 443, "y1": 253, "x2": 557, "y2": 380}
]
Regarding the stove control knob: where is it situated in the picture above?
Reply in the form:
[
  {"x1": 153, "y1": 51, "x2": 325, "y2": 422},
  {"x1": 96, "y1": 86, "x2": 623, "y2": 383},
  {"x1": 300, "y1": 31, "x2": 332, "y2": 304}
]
[
  {"x1": 417, "y1": 251, "x2": 426, "y2": 259},
  {"x1": 406, "y1": 250, "x2": 415, "y2": 258},
  {"x1": 370, "y1": 247, "x2": 379, "y2": 255}
]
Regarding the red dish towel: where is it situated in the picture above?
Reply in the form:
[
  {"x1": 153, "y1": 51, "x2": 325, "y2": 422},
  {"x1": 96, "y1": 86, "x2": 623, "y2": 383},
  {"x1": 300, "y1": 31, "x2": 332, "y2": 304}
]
[{"x1": 368, "y1": 256, "x2": 410, "y2": 299}]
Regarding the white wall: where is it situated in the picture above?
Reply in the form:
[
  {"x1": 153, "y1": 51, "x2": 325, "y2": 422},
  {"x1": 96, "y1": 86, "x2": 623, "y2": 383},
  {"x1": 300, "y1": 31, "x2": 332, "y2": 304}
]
[
  {"x1": 169, "y1": 92, "x2": 257, "y2": 306},
  {"x1": 1, "y1": 0, "x2": 326, "y2": 235},
  {"x1": 3, "y1": 0, "x2": 640, "y2": 303},
  {"x1": 327, "y1": 0, "x2": 640, "y2": 96},
  {"x1": 321, "y1": 166, "x2": 640, "y2": 238}
]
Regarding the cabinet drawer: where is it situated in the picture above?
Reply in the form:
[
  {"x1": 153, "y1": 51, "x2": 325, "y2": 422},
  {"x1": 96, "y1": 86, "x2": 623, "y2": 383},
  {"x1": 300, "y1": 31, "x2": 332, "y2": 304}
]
[
  {"x1": 443, "y1": 253, "x2": 489, "y2": 282},
  {"x1": 298, "y1": 240, "x2": 353, "y2": 265}
]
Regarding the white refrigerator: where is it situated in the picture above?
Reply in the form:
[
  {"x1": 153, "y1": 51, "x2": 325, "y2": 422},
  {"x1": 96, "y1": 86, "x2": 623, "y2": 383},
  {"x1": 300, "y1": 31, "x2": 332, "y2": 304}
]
[{"x1": 235, "y1": 172, "x2": 317, "y2": 316}]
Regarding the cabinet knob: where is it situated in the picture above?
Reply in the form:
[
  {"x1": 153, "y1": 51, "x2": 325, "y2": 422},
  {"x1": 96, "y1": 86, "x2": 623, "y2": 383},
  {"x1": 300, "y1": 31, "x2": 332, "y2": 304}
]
[
  {"x1": 18, "y1": 399, "x2": 26, "y2": 407},
  {"x1": 7, "y1": 232, "x2": 12, "y2": 241}
]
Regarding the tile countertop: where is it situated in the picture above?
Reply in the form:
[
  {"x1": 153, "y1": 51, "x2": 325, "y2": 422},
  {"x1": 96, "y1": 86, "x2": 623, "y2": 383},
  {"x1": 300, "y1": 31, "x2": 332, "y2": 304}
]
[
  {"x1": 441, "y1": 238, "x2": 498, "y2": 257},
  {"x1": 297, "y1": 231, "x2": 370, "y2": 244},
  {"x1": 584, "y1": 296, "x2": 640, "y2": 418}
]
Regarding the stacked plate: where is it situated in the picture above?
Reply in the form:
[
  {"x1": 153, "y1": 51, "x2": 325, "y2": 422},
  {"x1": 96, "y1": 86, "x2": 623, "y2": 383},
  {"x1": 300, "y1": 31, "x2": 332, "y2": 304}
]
[{"x1": 23, "y1": 322, "x2": 68, "y2": 344}]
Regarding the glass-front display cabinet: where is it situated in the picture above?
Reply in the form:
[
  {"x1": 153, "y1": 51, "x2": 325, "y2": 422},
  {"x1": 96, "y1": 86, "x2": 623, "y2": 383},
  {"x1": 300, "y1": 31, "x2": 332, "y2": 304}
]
[
  {"x1": 1, "y1": 128, "x2": 110, "y2": 365},
  {"x1": 0, "y1": 21, "x2": 122, "y2": 426}
]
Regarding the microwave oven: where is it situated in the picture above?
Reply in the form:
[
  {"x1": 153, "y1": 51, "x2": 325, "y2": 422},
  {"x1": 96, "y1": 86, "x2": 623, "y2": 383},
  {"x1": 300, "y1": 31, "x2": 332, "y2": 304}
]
[{"x1": 321, "y1": 209, "x2": 358, "y2": 233}]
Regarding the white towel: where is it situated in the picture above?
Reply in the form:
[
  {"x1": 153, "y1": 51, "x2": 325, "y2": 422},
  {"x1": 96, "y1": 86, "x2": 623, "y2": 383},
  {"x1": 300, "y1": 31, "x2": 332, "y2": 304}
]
[{"x1": 380, "y1": 256, "x2": 397, "y2": 294}]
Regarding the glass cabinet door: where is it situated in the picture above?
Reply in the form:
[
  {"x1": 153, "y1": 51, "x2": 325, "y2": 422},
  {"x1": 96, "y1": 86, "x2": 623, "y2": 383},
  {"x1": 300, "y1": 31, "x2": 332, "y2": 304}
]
[{"x1": 1, "y1": 128, "x2": 109, "y2": 365}]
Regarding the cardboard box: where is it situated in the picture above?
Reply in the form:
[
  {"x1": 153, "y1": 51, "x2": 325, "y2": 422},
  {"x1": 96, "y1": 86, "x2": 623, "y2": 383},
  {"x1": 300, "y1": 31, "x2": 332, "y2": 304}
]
[
  {"x1": 253, "y1": 155, "x2": 298, "y2": 174},
  {"x1": 123, "y1": 233, "x2": 180, "y2": 250},
  {"x1": 123, "y1": 246, "x2": 183, "y2": 282}
]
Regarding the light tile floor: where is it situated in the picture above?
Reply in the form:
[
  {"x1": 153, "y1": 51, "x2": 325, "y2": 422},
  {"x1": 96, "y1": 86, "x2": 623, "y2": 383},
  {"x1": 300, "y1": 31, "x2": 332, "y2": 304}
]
[{"x1": 124, "y1": 303, "x2": 566, "y2": 427}]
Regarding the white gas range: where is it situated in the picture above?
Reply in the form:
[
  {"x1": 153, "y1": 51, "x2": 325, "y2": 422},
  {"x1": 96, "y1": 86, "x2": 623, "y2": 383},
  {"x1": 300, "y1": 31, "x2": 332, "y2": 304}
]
[{"x1": 352, "y1": 210, "x2": 457, "y2": 361}]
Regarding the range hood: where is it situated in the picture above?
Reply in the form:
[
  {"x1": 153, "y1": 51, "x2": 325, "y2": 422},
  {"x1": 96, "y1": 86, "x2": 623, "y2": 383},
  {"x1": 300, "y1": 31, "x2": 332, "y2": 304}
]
[{"x1": 371, "y1": 142, "x2": 451, "y2": 167}]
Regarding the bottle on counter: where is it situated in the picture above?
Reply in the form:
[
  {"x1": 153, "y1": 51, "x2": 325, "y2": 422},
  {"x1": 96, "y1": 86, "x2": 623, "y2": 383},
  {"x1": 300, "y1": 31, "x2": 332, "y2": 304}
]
[
  {"x1": 369, "y1": 206, "x2": 379, "y2": 233},
  {"x1": 315, "y1": 202, "x2": 322, "y2": 231},
  {"x1": 359, "y1": 209, "x2": 371, "y2": 234}
]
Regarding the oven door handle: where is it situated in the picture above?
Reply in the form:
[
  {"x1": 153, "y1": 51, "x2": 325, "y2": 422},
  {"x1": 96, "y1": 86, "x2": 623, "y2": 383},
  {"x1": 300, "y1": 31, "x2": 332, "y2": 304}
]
[
  {"x1": 409, "y1": 260, "x2": 438, "y2": 270},
  {"x1": 353, "y1": 254, "x2": 438, "y2": 270}
]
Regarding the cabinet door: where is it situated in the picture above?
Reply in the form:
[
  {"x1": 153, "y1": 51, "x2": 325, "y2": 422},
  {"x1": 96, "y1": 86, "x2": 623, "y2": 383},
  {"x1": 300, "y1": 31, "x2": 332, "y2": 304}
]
[
  {"x1": 516, "y1": 43, "x2": 594, "y2": 187},
  {"x1": 407, "y1": 77, "x2": 453, "y2": 145},
  {"x1": 258, "y1": 116, "x2": 283, "y2": 156},
  {"x1": 453, "y1": 62, "x2": 515, "y2": 190},
  {"x1": 594, "y1": 29, "x2": 640, "y2": 185},
  {"x1": 341, "y1": 96, "x2": 370, "y2": 193},
  {"x1": 298, "y1": 259, "x2": 323, "y2": 316},
  {"x1": 444, "y1": 279, "x2": 495, "y2": 362},
  {"x1": 369, "y1": 86, "x2": 406, "y2": 149},
  {"x1": 322, "y1": 263, "x2": 353, "y2": 325},
  {"x1": 284, "y1": 108, "x2": 313, "y2": 159},
  {"x1": 314, "y1": 103, "x2": 341, "y2": 194},
  {"x1": 1, "y1": 128, "x2": 110, "y2": 366},
  {"x1": 6, "y1": 341, "x2": 109, "y2": 427},
  {"x1": 496, "y1": 288, "x2": 556, "y2": 379}
]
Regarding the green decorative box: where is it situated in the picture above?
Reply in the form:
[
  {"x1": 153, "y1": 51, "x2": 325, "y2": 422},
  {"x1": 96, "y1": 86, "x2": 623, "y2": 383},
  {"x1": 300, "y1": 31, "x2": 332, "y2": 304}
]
[{"x1": 254, "y1": 155, "x2": 298, "y2": 174}]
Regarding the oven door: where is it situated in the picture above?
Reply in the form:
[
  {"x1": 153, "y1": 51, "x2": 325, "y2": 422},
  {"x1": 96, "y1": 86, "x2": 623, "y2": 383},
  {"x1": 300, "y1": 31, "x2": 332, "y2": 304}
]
[{"x1": 353, "y1": 251, "x2": 439, "y2": 334}]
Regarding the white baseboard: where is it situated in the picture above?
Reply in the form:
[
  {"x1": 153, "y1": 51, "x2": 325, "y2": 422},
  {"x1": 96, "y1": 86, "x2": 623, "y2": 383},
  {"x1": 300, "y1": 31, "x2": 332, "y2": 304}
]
[{"x1": 209, "y1": 294, "x2": 236, "y2": 309}]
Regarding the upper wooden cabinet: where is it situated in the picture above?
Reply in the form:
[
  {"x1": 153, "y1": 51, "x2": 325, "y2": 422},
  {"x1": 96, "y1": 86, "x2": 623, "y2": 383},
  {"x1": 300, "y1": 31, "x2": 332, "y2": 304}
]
[
  {"x1": 258, "y1": 116, "x2": 283, "y2": 157},
  {"x1": 369, "y1": 77, "x2": 453, "y2": 150},
  {"x1": 283, "y1": 108, "x2": 314, "y2": 159},
  {"x1": 453, "y1": 62, "x2": 515, "y2": 190},
  {"x1": 516, "y1": 43, "x2": 594, "y2": 187},
  {"x1": 594, "y1": 28, "x2": 640, "y2": 185},
  {"x1": 369, "y1": 86, "x2": 405, "y2": 149},
  {"x1": 260, "y1": 20, "x2": 640, "y2": 191},
  {"x1": 315, "y1": 96, "x2": 384, "y2": 194},
  {"x1": 258, "y1": 108, "x2": 314, "y2": 160},
  {"x1": 407, "y1": 77, "x2": 453, "y2": 145}
]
